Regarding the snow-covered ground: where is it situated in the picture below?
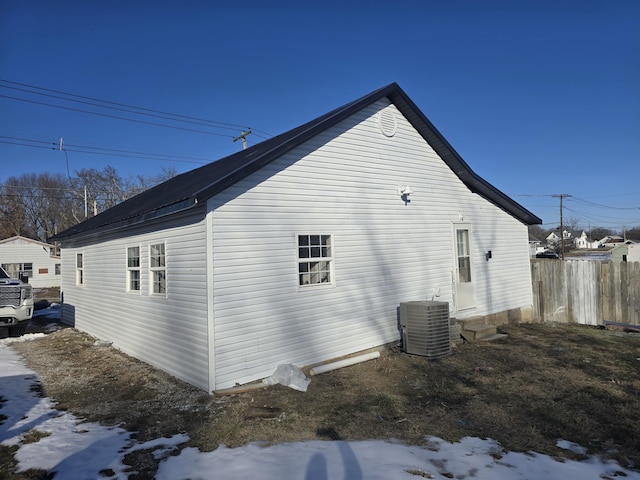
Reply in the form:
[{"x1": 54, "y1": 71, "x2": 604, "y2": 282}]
[{"x1": 1, "y1": 336, "x2": 639, "y2": 480}]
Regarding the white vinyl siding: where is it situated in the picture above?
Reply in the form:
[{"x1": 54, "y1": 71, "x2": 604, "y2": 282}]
[
  {"x1": 209, "y1": 99, "x2": 533, "y2": 389},
  {"x1": 59, "y1": 214, "x2": 210, "y2": 391}
]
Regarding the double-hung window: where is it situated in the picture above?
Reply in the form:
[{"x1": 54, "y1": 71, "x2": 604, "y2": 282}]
[
  {"x1": 298, "y1": 234, "x2": 332, "y2": 286},
  {"x1": 127, "y1": 246, "x2": 141, "y2": 292},
  {"x1": 150, "y1": 243, "x2": 166, "y2": 295},
  {"x1": 76, "y1": 253, "x2": 84, "y2": 286}
]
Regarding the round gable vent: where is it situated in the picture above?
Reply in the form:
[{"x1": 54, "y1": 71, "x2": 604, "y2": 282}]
[{"x1": 378, "y1": 108, "x2": 397, "y2": 137}]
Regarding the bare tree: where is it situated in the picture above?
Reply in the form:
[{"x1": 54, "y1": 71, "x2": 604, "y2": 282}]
[
  {"x1": 0, "y1": 173, "x2": 73, "y2": 242},
  {"x1": 624, "y1": 226, "x2": 640, "y2": 242},
  {"x1": 1, "y1": 165, "x2": 178, "y2": 242}
]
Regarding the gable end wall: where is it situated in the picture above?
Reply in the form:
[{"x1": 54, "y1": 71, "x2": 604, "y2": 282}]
[{"x1": 209, "y1": 100, "x2": 532, "y2": 390}]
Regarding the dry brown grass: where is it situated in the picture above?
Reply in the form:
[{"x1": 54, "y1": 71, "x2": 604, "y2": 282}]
[{"x1": 3, "y1": 322, "x2": 640, "y2": 479}]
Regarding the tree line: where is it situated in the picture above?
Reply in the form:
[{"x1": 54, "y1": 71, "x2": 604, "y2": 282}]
[{"x1": 0, "y1": 166, "x2": 176, "y2": 243}]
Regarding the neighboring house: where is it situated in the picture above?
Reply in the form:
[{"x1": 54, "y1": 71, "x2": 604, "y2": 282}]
[
  {"x1": 51, "y1": 83, "x2": 542, "y2": 393},
  {"x1": 597, "y1": 235, "x2": 626, "y2": 248},
  {"x1": 545, "y1": 231, "x2": 560, "y2": 249},
  {"x1": 573, "y1": 231, "x2": 597, "y2": 249},
  {"x1": 529, "y1": 234, "x2": 543, "y2": 257},
  {"x1": 610, "y1": 242, "x2": 640, "y2": 263},
  {"x1": 0, "y1": 236, "x2": 61, "y2": 289}
]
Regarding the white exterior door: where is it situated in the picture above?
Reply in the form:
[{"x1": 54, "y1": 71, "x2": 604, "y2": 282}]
[{"x1": 454, "y1": 226, "x2": 476, "y2": 311}]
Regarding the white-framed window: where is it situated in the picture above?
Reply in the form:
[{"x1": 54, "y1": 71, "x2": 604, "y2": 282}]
[
  {"x1": 76, "y1": 253, "x2": 84, "y2": 286},
  {"x1": 298, "y1": 234, "x2": 333, "y2": 286},
  {"x1": 55, "y1": 263, "x2": 61, "y2": 275},
  {"x1": 127, "y1": 246, "x2": 141, "y2": 292},
  {"x1": 149, "y1": 243, "x2": 166, "y2": 295},
  {"x1": 456, "y1": 229, "x2": 472, "y2": 283}
]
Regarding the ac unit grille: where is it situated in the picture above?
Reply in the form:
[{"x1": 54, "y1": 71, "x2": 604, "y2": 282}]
[{"x1": 400, "y1": 301, "x2": 451, "y2": 359}]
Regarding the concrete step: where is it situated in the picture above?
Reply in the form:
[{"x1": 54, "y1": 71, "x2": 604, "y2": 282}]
[
  {"x1": 457, "y1": 317, "x2": 487, "y2": 329},
  {"x1": 459, "y1": 324, "x2": 497, "y2": 342}
]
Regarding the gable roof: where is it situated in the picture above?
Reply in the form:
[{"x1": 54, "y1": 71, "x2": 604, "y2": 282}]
[
  {"x1": 51, "y1": 83, "x2": 541, "y2": 241},
  {"x1": 0, "y1": 235, "x2": 55, "y2": 248}
]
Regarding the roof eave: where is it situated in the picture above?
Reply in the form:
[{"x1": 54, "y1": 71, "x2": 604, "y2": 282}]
[{"x1": 51, "y1": 197, "x2": 199, "y2": 242}]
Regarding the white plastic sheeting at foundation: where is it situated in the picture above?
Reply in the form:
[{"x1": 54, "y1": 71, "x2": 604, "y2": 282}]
[{"x1": 309, "y1": 351, "x2": 380, "y2": 376}]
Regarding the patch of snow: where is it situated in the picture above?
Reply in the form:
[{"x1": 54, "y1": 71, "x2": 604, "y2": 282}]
[
  {"x1": 0, "y1": 333, "x2": 46, "y2": 345},
  {"x1": 2, "y1": 344, "x2": 639, "y2": 480},
  {"x1": 557, "y1": 439, "x2": 588, "y2": 455}
]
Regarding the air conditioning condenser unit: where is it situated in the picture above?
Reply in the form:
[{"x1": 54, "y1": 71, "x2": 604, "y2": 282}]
[{"x1": 399, "y1": 301, "x2": 451, "y2": 359}]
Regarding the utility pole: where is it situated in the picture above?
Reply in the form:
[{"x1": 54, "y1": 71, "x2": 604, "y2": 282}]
[
  {"x1": 233, "y1": 129, "x2": 252, "y2": 150},
  {"x1": 552, "y1": 194, "x2": 571, "y2": 259}
]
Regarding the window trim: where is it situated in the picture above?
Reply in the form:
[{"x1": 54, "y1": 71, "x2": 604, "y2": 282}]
[
  {"x1": 126, "y1": 245, "x2": 141, "y2": 293},
  {"x1": 149, "y1": 242, "x2": 167, "y2": 297},
  {"x1": 297, "y1": 233, "x2": 334, "y2": 288}
]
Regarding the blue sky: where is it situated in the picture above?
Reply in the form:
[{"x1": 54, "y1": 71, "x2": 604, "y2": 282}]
[{"x1": 1, "y1": 1, "x2": 639, "y2": 231}]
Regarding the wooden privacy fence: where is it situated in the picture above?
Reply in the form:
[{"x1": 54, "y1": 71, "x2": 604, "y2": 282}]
[{"x1": 530, "y1": 259, "x2": 640, "y2": 326}]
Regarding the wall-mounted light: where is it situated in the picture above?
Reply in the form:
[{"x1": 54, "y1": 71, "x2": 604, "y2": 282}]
[
  {"x1": 485, "y1": 250, "x2": 492, "y2": 261},
  {"x1": 398, "y1": 185, "x2": 413, "y2": 205}
]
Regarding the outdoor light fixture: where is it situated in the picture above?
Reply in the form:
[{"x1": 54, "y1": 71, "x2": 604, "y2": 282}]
[
  {"x1": 398, "y1": 186, "x2": 413, "y2": 204},
  {"x1": 485, "y1": 250, "x2": 492, "y2": 261}
]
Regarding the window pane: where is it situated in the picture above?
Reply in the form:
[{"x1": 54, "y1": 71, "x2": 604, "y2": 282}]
[
  {"x1": 129, "y1": 270, "x2": 140, "y2": 291},
  {"x1": 150, "y1": 244, "x2": 165, "y2": 267},
  {"x1": 153, "y1": 271, "x2": 166, "y2": 294},
  {"x1": 457, "y1": 230, "x2": 469, "y2": 256},
  {"x1": 127, "y1": 247, "x2": 140, "y2": 267},
  {"x1": 310, "y1": 235, "x2": 320, "y2": 245},
  {"x1": 311, "y1": 247, "x2": 321, "y2": 258},
  {"x1": 299, "y1": 247, "x2": 309, "y2": 259},
  {"x1": 298, "y1": 263, "x2": 308, "y2": 273},
  {"x1": 458, "y1": 257, "x2": 471, "y2": 283},
  {"x1": 298, "y1": 235, "x2": 309, "y2": 246},
  {"x1": 76, "y1": 254, "x2": 83, "y2": 268}
]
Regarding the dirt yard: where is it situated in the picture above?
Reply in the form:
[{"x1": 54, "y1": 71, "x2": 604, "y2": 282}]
[{"x1": 3, "y1": 322, "x2": 640, "y2": 479}]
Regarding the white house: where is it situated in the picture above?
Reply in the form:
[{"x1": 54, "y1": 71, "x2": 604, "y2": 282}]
[
  {"x1": 597, "y1": 235, "x2": 626, "y2": 248},
  {"x1": 0, "y1": 236, "x2": 61, "y2": 288},
  {"x1": 52, "y1": 84, "x2": 542, "y2": 393},
  {"x1": 573, "y1": 231, "x2": 598, "y2": 249}
]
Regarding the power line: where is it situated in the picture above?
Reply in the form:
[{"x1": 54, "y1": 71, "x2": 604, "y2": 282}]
[
  {"x1": 0, "y1": 94, "x2": 236, "y2": 138},
  {"x1": 570, "y1": 196, "x2": 640, "y2": 211},
  {"x1": 0, "y1": 135, "x2": 211, "y2": 165},
  {"x1": 0, "y1": 79, "x2": 273, "y2": 137},
  {"x1": 1, "y1": 84, "x2": 247, "y2": 134}
]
